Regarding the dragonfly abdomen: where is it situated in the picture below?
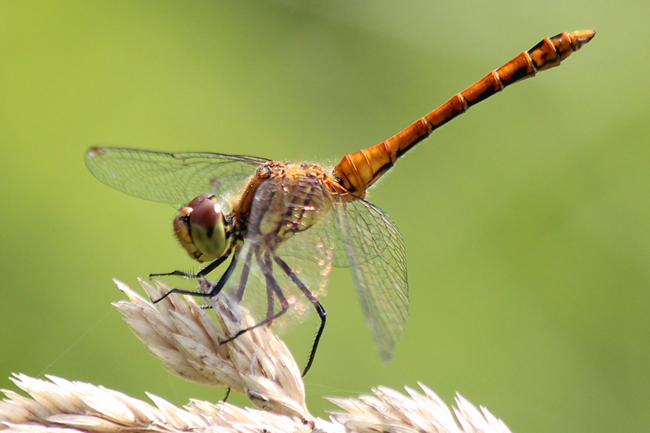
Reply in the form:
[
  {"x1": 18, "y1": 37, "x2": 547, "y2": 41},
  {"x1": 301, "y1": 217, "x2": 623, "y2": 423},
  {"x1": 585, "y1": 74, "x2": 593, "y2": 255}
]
[{"x1": 333, "y1": 30, "x2": 595, "y2": 198}]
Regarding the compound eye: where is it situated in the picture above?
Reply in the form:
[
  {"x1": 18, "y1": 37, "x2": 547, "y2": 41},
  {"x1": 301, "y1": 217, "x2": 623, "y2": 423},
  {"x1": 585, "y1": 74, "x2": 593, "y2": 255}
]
[{"x1": 173, "y1": 194, "x2": 228, "y2": 262}]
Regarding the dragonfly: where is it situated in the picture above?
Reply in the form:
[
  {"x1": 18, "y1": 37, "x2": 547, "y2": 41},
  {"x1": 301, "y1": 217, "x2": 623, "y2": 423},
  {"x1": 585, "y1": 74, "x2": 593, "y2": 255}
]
[{"x1": 86, "y1": 30, "x2": 595, "y2": 376}]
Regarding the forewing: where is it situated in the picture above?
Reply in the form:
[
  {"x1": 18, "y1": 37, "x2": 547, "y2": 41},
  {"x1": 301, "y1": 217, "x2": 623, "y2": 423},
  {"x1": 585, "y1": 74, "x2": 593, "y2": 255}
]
[
  {"x1": 225, "y1": 173, "x2": 336, "y2": 331},
  {"x1": 332, "y1": 197, "x2": 409, "y2": 362},
  {"x1": 85, "y1": 147, "x2": 268, "y2": 206}
]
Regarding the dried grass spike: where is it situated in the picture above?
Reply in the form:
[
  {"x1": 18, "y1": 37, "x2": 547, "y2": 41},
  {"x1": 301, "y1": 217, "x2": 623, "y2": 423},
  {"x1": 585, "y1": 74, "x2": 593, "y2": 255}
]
[{"x1": 112, "y1": 279, "x2": 312, "y2": 423}]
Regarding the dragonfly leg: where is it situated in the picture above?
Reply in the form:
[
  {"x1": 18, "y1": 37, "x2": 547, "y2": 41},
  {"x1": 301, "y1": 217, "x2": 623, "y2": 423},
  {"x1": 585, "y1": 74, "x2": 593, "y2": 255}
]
[
  {"x1": 265, "y1": 270, "x2": 276, "y2": 321},
  {"x1": 197, "y1": 255, "x2": 230, "y2": 278},
  {"x1": 235, "y1": 246, "x2": 254, "y2": 302},
  {"x1": 149, "y1": 269, "x2": 198, "y2": 278},
  {"x1": 221, "y1": 251, "x2": 289, "y2": 344},
  {"x1": 151, "y1": 254, "x2": 238, "y2": 303},
  {"x1": 149, "y1": 255, "x2": 228, "y2": 279},
  {"x1": 273, "y1": 254, "x2": 327, "y2": 377},
  {"x1": 222, "y1": 387, "x2": 231, "y2": 402}
]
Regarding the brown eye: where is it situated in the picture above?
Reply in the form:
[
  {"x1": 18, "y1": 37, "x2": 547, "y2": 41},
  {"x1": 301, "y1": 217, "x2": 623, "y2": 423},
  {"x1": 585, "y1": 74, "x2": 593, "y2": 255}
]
[{"x1": 173, "y1": 194, "x2": 228, "y2": 262}]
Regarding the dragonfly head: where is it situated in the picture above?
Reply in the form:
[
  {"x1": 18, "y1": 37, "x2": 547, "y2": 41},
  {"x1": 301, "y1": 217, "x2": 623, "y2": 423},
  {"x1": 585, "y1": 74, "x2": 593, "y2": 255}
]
[{"x1": 173, "y1": 194, "x2": 228, "y2": 262}]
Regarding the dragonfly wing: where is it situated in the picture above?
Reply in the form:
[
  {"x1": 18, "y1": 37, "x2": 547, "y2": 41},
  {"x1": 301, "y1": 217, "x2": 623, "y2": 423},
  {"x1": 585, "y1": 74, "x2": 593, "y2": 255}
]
[
  {"x1": 332, "y1": 197, "x2": 409, "y2": 362},
  {"x1": 85, "y1": 147, "x2": 268, "y2": 206},
  {"x1": 224, "y1": 172, "x2": 336, "y2": 331}
]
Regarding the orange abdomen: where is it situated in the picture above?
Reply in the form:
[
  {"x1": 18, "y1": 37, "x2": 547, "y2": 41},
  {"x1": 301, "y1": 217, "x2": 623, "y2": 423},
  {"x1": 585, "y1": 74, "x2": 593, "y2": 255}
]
[{"x1": 332, "y1": 30, "x2": 595, "y2": 198}]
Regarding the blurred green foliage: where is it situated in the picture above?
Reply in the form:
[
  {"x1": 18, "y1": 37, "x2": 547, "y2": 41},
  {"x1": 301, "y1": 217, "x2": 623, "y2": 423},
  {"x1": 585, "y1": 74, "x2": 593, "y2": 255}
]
[{"x1": 1, "y1": 1, "x2": 649, "y2": 432}]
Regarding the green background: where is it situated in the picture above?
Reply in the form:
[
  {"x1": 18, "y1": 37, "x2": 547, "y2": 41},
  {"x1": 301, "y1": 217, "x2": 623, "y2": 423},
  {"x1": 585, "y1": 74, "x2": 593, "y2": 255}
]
[{"x1": 1, "y1": 1, "x2": 648, "y2": 432}]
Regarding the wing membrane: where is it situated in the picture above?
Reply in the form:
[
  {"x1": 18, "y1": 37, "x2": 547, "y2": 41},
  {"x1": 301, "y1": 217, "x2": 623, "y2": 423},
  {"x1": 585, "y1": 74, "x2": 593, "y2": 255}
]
[
  {"x1": 332, "y1": 197, "x2": 409, "y2": 362},
  {"x1": 85, "y1": 147, "x2": 268, "y2": 206}
]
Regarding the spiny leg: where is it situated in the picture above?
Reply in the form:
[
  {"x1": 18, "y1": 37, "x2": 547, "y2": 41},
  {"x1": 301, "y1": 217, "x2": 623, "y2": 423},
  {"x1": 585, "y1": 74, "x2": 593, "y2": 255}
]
[
  {"x1": 152, "y1": 253, "x2": 238, "y2": 303},
  {"x1": 220, "y1": 249, "x2": 289, "y2": 344},
  {"x1": 149, "y1": 255, "x2": 228, "y2": 279},
  {"x1": 273, "y1": 254, "x2": 327, "y2": 377}
]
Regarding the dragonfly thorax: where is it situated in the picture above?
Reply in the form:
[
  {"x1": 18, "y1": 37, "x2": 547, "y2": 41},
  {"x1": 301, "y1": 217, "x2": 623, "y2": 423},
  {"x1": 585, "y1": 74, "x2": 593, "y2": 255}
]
[{"x1": 173, "y1": 193, "x2": 230, "y2": 262}]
